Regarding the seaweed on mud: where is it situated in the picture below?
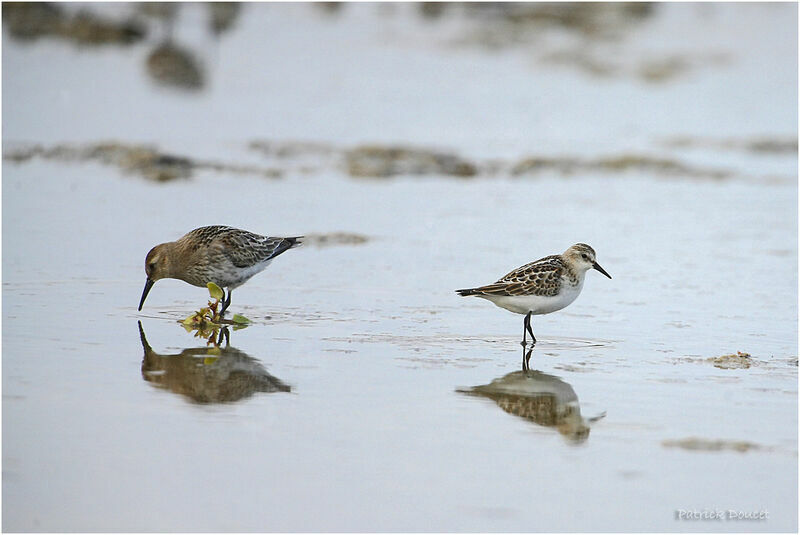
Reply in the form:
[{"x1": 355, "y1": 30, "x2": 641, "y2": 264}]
[
  {"x1": 181, "y1": 283, "x2": 250, "y2": 345},
  {"x1": 674, "y1": 351, "x2": 758, "y2": 370},
  {"x1": 710, "y1": 351, "x2": 752, "y2": 370}
]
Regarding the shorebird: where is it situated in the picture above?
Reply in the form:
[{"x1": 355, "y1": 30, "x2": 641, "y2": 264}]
[
  {"x1": 456, "y1": 243, "x2": 611, "y2": 345},
  {"x1": 138, "y1": 225, "x2": 302, "y2": 315}
]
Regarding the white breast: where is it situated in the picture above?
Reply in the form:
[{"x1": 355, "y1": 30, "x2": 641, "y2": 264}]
[{"x1": 479, "y1": 279, "x2": 584, "y2": 315}]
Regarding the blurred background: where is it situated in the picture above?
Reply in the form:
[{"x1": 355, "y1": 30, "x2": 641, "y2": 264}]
[
  {"x1": 4, "y1": 2, "x2": 796, "y2": 160},
  {"x1": 2, "y1": 2, "x2": 797, "y2": 532}
]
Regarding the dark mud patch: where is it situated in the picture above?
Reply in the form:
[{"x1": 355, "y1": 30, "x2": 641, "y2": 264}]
[
  {"x1": 408, "y1": 3, "x2": 734, "y2": 82},
  {"x1": 3, "y1": 3, "x2": 146, "y2": 45},
  {"x1": 662, "y1": 136, "x2": 798, "y2": 155},
  {"x1": 135, "y1": 3, "x2": 241, "y2": 36},
  {"x1": 247, "y1": 139, "x2": 744, "y2": 181},
  {"x1": 415, "y1": 3, "x2": 727, "y2": 82},
  {"x1": 146, "y1": 42, "x2": 204, "y2": 90},
  {"x1": 249, "y1": 140, "x2": 478, "y2": 178},
  {"x1": 662, "y1": 437, "x2": 761, "y2": 453},
  {"x1": 443, "y1": 3, "x2": 654, "y2": 48},
  {"x1": 3, "y1": 143, "x2": 282, "y2": 182},
  {"x1": 208, "y1": 2, "x2": 241, "y2": 35},
  {"x1": 511, "y1": 153, "x2": 732, "y2": 180},
  {"x1": 345, "y1": 145, "x2": 477, "y2": 178},
  {"x1": 4, "y1": 3, "x2": 241, "y2": 92},
  {"x1": 303, "y1": 232, "x2": 370, "y2": 247},
  {"x1": 5, "y1": 140, "x2": 770, "y2": 183},
  {"x1": 636, "y1": 53, "x2": 731, "y2": 83},
  {"x1": 539, "y1": 50, "x2": 729, "y2": 82}
]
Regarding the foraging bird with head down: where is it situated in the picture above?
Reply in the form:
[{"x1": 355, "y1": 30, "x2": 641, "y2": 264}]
[
  {"x1": 139, "y1": 225, "x2": 302, "y2": 315},
  {"x1": 456, "y1": 243, "x2": 611, "y2": 345}
]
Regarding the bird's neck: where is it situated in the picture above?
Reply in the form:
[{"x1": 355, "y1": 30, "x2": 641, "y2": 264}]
[
  {"x1": 161, "y1": 242, "x2": 185, "y2": 279},
  {"x1": 564, "y1": 263, "x2": 585, "y2": 286}
]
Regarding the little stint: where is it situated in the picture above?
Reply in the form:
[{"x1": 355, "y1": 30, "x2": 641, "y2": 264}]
[
  {"x1": 456, "y1": 243, "x2": 611, "y2": 345},
  {"x1": 139, "y1": 225, "x2": 302, "y2": 314}
]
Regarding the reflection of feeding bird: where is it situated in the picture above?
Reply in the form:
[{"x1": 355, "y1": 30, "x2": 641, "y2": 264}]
[
  {"x1": 139, "y1": 225, "x2": 302, "y2": 315},
  {"x1": 458, "y1": 360, "x2": 605, "y2": 443},
  {"x1": 456, "y1": 243, "x2": 611, "y2": 345},
  {"x1": 138, "y1": 321, "x2": 290, "y2": 404}
]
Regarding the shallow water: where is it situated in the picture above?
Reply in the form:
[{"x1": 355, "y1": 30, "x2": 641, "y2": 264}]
[{"x1": 2, "y1": 3, "x2": 797, "y2": 532}]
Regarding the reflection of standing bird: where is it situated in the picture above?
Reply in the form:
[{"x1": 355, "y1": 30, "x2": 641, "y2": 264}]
[
  {"x1": 139, "y1": 226, "x2": 302, "y2": 315},
  {"x1": 138, "y1": 321, "x2": 290, "y2": 404},
  {"x1": 458, "y1": 366, "x2": 604, "y2": 443},
  {"x1": 456, "y1": 243, "x2": 611, "y2": 345}
]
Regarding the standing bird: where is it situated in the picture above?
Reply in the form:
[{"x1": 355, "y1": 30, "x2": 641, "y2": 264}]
[
  {"x1": 139, "y1": 226, "x2": 302, "y2": 315},
  {"x1": 456, "y1": 243, "x2": 611, "y2": 345}
]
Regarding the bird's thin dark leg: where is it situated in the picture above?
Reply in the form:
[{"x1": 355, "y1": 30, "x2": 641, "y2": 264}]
[
  {"x1": 521, "y1": 315, "x2": 526, "y2": 345},
  {"x1": 521, "y1": 312, "x2": 528, "y2": 346},
  {"x1": 525, "y1": 312, "x2": 536, "y2": 344},
  {"x1": 220, "y1": 290, "x2": 232, "y2": 316},
  {"x1": 522, "y1": 312, "x2": 535, "y2": 346}
]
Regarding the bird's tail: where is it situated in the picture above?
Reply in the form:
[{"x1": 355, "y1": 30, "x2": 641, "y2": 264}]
[{"x1": 455, "y1": 288, "x2": 478, "y2": 297}]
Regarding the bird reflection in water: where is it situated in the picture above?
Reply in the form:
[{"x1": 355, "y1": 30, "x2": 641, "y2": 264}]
[
  {"x1": 458, "y1": 346, "x2": 604, "y2": 443},
  {"x1": 138, "y1": 321, "x2": 290, "y2": 404}
]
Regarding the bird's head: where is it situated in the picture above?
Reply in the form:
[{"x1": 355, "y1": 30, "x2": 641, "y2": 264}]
[
  {"x1": 139, "y1": 243, "x2": 173, "y2": 311},
  {"x1": 564, "y1": 243, "x2": 611, "y2": 279},
  {"x1": 144, "y1": 243, "x2": 172, "y2": 282}
]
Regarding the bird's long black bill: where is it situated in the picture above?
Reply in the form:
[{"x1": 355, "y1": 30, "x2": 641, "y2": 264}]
[
  {"x1": 138, "y1": 279, "x2": 155, "y2": 311},
  {"x1": 593, "y1": 262, "x2": 612, "y2": 279}
]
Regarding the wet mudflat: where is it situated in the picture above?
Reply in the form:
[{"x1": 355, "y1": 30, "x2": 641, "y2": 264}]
[{"x1": 2, "y1": 3, "x2": 797, "y2": 532}]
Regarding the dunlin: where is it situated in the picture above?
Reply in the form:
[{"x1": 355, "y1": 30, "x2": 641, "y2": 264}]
[
  {"x1": 139, "y1": 225, "x2": 302, "y2": 314},
  {"x1": 456, "y1": 243, "x2": 611, "y2": 345}
]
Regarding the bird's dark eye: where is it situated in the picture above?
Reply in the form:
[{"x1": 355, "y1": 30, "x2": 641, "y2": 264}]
[
  {"x1": 581, "y1": 254, "x2": 589, "y2": 261},
  {"x1": 148, "y1": 262, "x2": 156, "y2": 271}
]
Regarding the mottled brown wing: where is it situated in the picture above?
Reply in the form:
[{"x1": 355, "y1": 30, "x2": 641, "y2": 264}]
[
  {"x1": 217, "y1": 232, "x2": 299, "y2": 268},
  {"x1": 183, "y1": 225, "x2": 237, "y2": 247},
  {"x1": 472, "y1": 256, "x2": 563, "y2": 297}
]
